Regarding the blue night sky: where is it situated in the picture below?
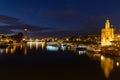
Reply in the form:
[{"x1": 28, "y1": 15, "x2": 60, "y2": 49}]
[{"x1": 0, "y1": 0, "x2": 120, "y2": 37}]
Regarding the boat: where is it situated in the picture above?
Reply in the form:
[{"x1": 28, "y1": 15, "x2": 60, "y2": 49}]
[
  {"x1": 46, "y1": 42, "x2": 60, "y2": 51},
  {"x1": 61, "y1": 43, "x2": 67, "y2": 51},
  {"x1": 76, "y1": 45, "x2": 87, "y2": 55}
]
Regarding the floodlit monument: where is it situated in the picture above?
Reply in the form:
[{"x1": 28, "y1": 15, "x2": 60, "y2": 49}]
[{"x1": 101, "y1": 19, "x2": 114, "y2": 46}]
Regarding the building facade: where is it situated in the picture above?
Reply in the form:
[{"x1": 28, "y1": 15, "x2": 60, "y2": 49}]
[{"x1": 101, "y1": 19, "x2": 114, "y2": 46}]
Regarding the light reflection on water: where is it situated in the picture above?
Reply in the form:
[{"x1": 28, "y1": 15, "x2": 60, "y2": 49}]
[
  {"x1": 27, "y1": 42, "x2": 41, "y2": 50},
  {"x1": 87, "y1": 53, "x2": 120, "y2": 79},
  {"x1": 41, "y1": 42, "x2": 46, "y2": 50},
  {"x1": 23, "y1": 43, "x2": 27, "y2": 55},
  {"x1": 101, "y1": 56, "x2": 120, "y2": 79},
  {"x1": 101, "y1": 56, "x2": 114, "y2": 79},
  {"x1": 0, "y1": 42, "x2": 67, "y2": 54},
  {"x1": 0, "y1": 42, "x2": 120, "y2": 80}
]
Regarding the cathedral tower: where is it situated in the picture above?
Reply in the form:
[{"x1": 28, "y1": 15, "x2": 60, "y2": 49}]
[{"x1": 101, "y1": 19, "x2": 114, "y2": 46}]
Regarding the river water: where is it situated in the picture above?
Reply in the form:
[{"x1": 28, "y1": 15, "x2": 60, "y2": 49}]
[{"x1": 0, "y1": 42, "x2": 120, "y2": 80}]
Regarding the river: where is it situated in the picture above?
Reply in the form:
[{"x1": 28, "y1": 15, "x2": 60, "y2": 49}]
[{"x1": 0, "y1": 42, "x2": 120, "y2": 80}]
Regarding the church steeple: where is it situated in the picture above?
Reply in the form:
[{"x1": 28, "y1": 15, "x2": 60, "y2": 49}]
[{"x1": 105, "y1": 19, "x2": 110, "y2": 29}]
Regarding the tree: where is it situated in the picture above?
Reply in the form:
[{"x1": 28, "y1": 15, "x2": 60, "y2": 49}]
[{"x1": 10, "y1": 32, "x2": 23, "y2": 43}]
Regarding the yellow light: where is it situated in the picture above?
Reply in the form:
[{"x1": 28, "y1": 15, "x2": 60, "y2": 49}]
[
  {"x1": 101, "y1": 19, "x2": 114, "y2": 46},
  {"x1": 35, "y1": 38, "x2": 39, "y2": 42},
  {"x1": 10, "y1": 46, "x2": 16, "y2": 54},
  {"x1": 23, "y1": 38, "x2": 25, "y2": 41},
  {"x1": 101, "y1": 55, "x2": 104, "y2": 60},
  {"x1": 41, "y1": 42, "x2": 46, "y2": 50},
  {"x1": 5, "y1": 39, "x2": 9, "y2": 42},
  {"x1": 109, "y1": 42, "x2": 112, "y2": 45},
  {"x1": 29, "y1": 38, "x2": 33, "y2": 42},
  {"x1": 101, "y1": 57, "x2": 114, "y2": 79},
  {"x1": 66, "y1": 38, "x2": 69, "y2": 41},
  {"x1": 5, "y1": 48, "x2": 9, "y2": 54},
  {"x1": 116, "y1": 62, "x2": 119, "y2": 67},
  {"x1": 118, "y1": 35, "x2": 120, "y2": 38},
  {"x1": 36, "y1": 42, "x2": 38, "y2": 50},
  {"x1": 29, "y1": 42, "x2": 32, "y2": 50}
]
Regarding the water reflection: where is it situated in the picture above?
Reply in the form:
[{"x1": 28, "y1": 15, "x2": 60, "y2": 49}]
[
  {"x1": 116, "y1": 62, "x2": 119, "y2": 67},
  {"x1": 29, "y1": 42, "x2": 33, "y2": 49},
  {"x1": 10, "y1": 46, "x2": 16, "y2": 54},
  {"x1": 0, "y1": 42, "x2": 68, "y2": 54},
  {"x1": 100, "y1": 56, "x2": 114, "y2": 79},
  {"x1": 0, "y1": 45, "x2": 17, "y2": 54},
  {"x1": 46, "y1": 42, "x2": 67, "y2": 51},
  {"x1": 36, "y1": 42, "x2": 38, "y2": 50},
  {"x1": 23, "y1": 43, "x2": 27, "y2": 55},
  {"x1": 0, "y1": 48, "x2": 3, "y2": 53},
  {"x1": 41, "y1": 42, "x2": 46, "y2": 50},
  {"x1": 27, "y1": 42, "x2": 41, "y2": 50},
  {"x1": 61, "y1": 44, "x2": 67, "y2": 51},
  {"x1": 86, "y1": 53, "x2": 120, "y2": 79},
  {"x1": 5, "y1": 48, "x2": 9, "y2": 54},
  {"x1": 75, "y1": 47, "x2": 88, "y2": 55},
  {"x1": 46, "y1": 45, "x2": 59, "y2": 51},
  {"x1": 0, "y1": 42, "x2": 120, "y2": 79}
]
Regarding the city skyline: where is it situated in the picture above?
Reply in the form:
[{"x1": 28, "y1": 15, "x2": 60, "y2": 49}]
[{"x1": 1, "y1": 0, "x2": 120, "y2": 37}]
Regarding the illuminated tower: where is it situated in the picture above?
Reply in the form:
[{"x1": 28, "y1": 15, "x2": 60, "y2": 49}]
[
  {"x1": 24, "y1": 28, "x2": 28, "y2": 41},
  {"x1": 101, "y1": 19, "x2": 114, "y2": 46}
]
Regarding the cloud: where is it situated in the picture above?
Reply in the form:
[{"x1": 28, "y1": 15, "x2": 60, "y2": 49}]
[
  {"x1": 0, "y1": 24, "x2": 55, "y2": 35},
  {"x1": 0, "y1": 28, "x2": 13, "y2": 34},
  {"x1": 0, "y1": 15, "x2": 56, "y2": 36},
  {"x1": 1, "y1": 14, "x2": 118, "y2": 38},
  {"x1": 0, "y1": 15, "x2": 20, "y2": 24}
]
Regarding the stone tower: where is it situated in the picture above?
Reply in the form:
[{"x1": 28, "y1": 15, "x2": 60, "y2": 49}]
[{"x1": 101, "y1": 19, "x2": 114, "y2": 46}]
